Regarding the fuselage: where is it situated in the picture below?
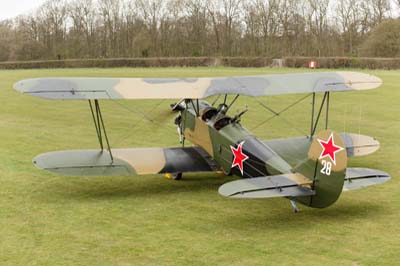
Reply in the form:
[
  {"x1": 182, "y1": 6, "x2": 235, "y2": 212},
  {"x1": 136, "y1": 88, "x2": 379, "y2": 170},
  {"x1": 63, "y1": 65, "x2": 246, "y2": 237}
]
[{"x1": 181, "y1": 100, "x2": 292, "y2": 178}]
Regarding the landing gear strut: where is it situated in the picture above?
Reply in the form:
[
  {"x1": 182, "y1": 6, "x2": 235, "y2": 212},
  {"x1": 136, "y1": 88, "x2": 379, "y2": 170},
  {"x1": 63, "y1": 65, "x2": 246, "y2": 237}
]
[
  {"x1": 290, "y1": 200, "x2": 299, "y2": 214},
  {"x1": 172, "y1": 173, "x2": 182, "y2": 180}
]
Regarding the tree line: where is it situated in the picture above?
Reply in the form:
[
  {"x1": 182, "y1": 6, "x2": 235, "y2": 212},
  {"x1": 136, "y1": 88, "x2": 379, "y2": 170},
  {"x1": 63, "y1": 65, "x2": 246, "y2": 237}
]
[{"x1": 0, "y1": 0, "x2": 399, "y2": 62}]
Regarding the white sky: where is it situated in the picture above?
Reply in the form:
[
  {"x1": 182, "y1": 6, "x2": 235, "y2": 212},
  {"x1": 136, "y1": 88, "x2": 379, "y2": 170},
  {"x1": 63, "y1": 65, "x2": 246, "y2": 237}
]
[
  {"x1": 0, "y1": 0, "x2": 398, "y2": 20},
  {"x1": 0, "y1": 0, "x2": 46, "y2": 20}
]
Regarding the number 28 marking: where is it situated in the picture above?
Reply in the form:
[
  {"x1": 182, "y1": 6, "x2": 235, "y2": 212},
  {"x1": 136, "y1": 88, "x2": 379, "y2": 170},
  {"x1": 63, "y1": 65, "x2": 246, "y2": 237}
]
[{"x1": 320, "y1": 160, "x2": 332, "y2": 175}]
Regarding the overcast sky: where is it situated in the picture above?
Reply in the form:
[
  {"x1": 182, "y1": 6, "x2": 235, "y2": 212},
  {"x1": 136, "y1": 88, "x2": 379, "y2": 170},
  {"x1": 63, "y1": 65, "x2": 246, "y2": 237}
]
[
  {"x1": 0, "y1": 0, "x2": 46, "y2": 20},
  {"x1": 0, "y1": 0, "x2": 399, "y2": 20}
]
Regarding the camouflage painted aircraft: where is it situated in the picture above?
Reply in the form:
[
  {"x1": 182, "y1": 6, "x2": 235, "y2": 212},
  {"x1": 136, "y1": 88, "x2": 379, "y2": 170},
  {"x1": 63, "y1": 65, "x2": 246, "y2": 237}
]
[{"x1": 14, "y1": 71, "x2": 391, "y2": 212}]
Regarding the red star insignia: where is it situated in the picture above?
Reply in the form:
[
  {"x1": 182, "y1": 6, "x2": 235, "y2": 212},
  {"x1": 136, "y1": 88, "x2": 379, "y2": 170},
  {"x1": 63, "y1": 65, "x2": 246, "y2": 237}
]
[
  {"x1": 230, "y1": 141, "x2": 249, "y2": 176},
  {"x1": 318, "y1": 133, "x2": 344, "y2": 165}
]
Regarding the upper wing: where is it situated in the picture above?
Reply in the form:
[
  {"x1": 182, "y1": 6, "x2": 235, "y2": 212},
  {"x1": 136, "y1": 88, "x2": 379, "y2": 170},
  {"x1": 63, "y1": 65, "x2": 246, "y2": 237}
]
[
  {"x1": 219, "y1": 173, "x2": 314, "y2": 198},
  {"x1": 14, "y1": 72, "x2": 382, "y2": 100},
  {"x1": 33, "y1": 147, "x2": 219, "y2": 176}
]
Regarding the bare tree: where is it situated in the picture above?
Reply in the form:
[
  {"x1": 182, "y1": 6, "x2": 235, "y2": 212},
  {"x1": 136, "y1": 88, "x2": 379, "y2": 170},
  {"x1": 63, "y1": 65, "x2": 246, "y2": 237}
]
[
  {"x1": 136, "y1": 0, "x2": 169, "y2": 56},
  {"x1": 336, "y1": 0, "x2": 361, "y2": 54},
  {"x1": 98, "y1": 0, "x2": 123, "y2": 57},
  {"x1": 305, "y1": 0, "x2": 330, "y2": 56},
  {"x1": 182, "y1": 0, "x2": 209, "y2": 56},
  {"x1": 252, "y1": 0, "x2": 280, "y2": 55},
  {"x1": 69, "y1": 0, "x2": 97, "y2": 58},
  {"x1": 369, "y1": 0, "x2": 391, "y2": 24},
  {"x1": 36, "y1": 0, "x2": 68, "y2": 59},
  {"x1": 220, "y1": 0, "x2": 242, "y2": 56},
  {"x1": 0, "y1": 21, "x2": 13, "y2": 61},
  {"x1": 0, "y1": 0, "x2": 399, "y2": 61}
]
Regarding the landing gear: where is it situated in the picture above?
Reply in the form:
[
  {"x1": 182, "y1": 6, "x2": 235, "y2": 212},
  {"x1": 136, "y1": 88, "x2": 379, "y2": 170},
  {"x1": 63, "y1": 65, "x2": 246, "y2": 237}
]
[
  {"x1": 290, "y1": 200, "x2": 299, "y2": 214},
  {"x1": 172, "y1": 173, "x2": 182, "y2": 180},
  {"x1": 164, "y1": 172, "x2": 183, "y2": 180}
]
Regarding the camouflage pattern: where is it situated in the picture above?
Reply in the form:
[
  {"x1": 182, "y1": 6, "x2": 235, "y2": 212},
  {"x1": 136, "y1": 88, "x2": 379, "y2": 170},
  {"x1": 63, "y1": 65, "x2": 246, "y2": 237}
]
[
  {"x1": 339, "y1": 133, "x2": 380, "y2": 157},
  {"x1": 218, "y1": 173, "x2": 315, "y2": 198},
  {"x1": 31, "y1": 98, "x2": 391, "y2": 209},
  {"x1": 264, "y1": 133, "x2": 380, "y2": 167},
  {"x1": 33, "y1": 147, "x2": 218, "y2": 176},
  {"x1": 219, "y1": 130, "x2": 349, "y2": 208},
  {"x1": 182, "y1": 101, "x2": 292, "y2": 177},
  {"x1": 14, "y1": 71, "x2": 382, "y2": 100},
  {"x1": 293, "y1": 130, "x2": 347, "y2": 208},
  {"x1": 20, "y1": 70, "x2": 390, "y2": 210}
]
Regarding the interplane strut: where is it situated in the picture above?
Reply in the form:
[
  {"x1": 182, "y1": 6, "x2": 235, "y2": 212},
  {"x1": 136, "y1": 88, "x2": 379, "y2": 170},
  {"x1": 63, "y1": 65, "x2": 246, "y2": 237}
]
[{"x1": 88, "y1": 99, "x2": 114, "y2": 163}]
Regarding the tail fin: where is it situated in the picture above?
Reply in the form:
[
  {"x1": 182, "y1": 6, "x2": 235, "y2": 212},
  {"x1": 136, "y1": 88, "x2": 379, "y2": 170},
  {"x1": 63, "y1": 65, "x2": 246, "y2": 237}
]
[{"x1": 293, "y1": 130, "x2": 348, "y2": 208}]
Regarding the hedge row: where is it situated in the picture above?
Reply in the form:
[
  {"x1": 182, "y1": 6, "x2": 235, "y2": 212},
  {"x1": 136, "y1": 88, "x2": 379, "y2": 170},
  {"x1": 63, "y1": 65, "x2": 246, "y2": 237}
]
[
  {"x1": 0, "y1": 56, "x2": 399, "y2": 69},
  {"x1": 0, "y1": 57, "x2": 273, "y2": 70},
  {"x1": 0, "y1": 57, "x2": 213, "y2": 69},
  {"x1": 284, "y1": 57, "x2": 400, "y2": 70}
]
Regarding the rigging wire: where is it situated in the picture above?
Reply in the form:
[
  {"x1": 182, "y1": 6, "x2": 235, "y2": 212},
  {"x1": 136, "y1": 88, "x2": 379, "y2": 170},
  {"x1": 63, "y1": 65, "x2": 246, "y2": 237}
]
[
  {"x1": 251, "y1": 94, "x2": 312, "y2": 135},
  {"x1": 109, "y1": 99, "x2": 177, "y2": 146},
  {"x1": 109, "y1": 98, "x2": 156, "y2": 123},
  {"x1": 343, "y1": 104, "x2": 347, "y2": 134},
  {"x1": 358, "y1": 97, "x2": 363, "y2": 143},
  {"x1": 211, "y1": 95, "x2": 221, "y2": 106}
]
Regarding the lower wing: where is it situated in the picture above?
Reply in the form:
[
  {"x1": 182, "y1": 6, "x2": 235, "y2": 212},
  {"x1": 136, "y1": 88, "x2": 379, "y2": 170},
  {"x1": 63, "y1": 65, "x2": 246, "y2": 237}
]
[{"x1": 33, "y1": 147, "x2": 219, "y2": 176}]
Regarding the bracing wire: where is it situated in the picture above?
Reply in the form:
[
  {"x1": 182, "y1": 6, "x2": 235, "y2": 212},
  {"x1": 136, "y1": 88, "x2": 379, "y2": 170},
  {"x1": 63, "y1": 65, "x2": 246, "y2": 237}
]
[
  {"x1": 358, "y1": 98, "x2": 363, "y2": 143},
  {"x1": 212, "y1": 95, "x2": 221, "y2": 106},
  {"x1": 109, "y1": 99, "x2": 177, "y2": 147},
  {"x1": 251, "y1": 94, "x2": 312, "y2": 136},
  {"x1": 109, "y1": 98, "x2": 156, "y2": 123},
  {"x1": 343, "y1": 104, "x2": 347, "y2": 134}
]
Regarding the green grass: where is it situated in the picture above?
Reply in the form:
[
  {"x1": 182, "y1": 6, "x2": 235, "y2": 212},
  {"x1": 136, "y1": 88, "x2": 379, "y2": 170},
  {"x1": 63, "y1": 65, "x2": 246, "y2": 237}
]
[{"x1": 0, "y1": 67, "x2": 399, "y2": 266}]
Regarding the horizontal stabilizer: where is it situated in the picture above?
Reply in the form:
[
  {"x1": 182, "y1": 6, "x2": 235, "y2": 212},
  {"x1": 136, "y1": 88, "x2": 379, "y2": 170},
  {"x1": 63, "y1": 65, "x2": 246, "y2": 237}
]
[
  {"x1": 264, "y1": 133, "x2": 379, "y2": 168},
  {"x1": 219, "y1": 174, "x2": 314, "y2": 199},
  {"x1": 14, "y1": 72, "x2": 381, "y2": 100},
  {"x1": 344, "y1": 168, "x2": 391, "y2": 191},
  {"x1": 339, "y1": 133, "x2": 380, "y2": 157},
  {"x1": 33, "y1": 147, "x2": 218, "y2": 176}
]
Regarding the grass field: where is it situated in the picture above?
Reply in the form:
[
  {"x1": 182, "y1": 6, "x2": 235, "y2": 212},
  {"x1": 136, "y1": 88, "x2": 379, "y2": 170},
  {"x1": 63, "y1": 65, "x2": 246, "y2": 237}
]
[{"x1": 0, "y1": 67, "x2": 399, "y2": 266}]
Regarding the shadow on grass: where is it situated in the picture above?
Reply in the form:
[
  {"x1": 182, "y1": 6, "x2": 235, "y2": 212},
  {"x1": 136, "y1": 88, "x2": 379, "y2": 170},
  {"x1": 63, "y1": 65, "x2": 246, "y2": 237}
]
[
  {"x1": 36, "y1": 173, "x2": 387, "y2": 227},
  {"x1": 221, "y1": 200, "x2": 385, "y2": 229},
  {"x1": 40, "y1": 173, "x2": 233, "y2": 200},
  {"x1": 206, "y1": 203, "x2": 386, "y2": 234}
]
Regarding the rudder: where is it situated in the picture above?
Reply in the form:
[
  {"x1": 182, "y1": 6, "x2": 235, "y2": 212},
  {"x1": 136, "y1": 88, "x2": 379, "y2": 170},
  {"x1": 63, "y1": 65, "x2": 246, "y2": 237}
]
[{"x1": 293, "y1": 130, "x2": 348, "y2": 208}]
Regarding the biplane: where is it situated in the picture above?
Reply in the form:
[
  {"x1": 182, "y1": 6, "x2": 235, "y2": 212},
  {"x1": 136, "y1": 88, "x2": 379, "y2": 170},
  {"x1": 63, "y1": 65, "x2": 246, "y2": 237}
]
[{"x1": 14, "y1": 71, "x2": 391, "y2": 212}]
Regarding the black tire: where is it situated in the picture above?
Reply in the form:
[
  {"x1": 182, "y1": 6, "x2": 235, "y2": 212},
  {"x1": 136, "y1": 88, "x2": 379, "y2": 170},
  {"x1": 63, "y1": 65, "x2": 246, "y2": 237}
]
[{"x1": 172, "y1": 173, "x2": 183, "y2": 180}]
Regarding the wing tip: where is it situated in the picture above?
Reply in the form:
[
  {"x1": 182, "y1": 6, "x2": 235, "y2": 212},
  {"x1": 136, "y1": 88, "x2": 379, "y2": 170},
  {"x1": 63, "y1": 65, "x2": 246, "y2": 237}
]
[
  {"x1": 218, "y1": 184, "x2": 235, "y2": 197},
  {"x1": 13, "y1": 80, "x2": 25, "y2": 93},
  {"x1": 337, "y1": 71, "x2": 383, "y2": 90},
  {"x1": 340, "y1": 133, "x2": 381, "y2": 157},
  {"x1": 13, "y1": 78, "x2": 41, "y2": 94}
]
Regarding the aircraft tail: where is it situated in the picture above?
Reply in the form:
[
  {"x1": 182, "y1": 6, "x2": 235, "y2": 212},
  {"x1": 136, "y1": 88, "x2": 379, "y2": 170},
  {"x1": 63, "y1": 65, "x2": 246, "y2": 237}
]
[{"x1": 293, "y1": 130, "x2": 348, "y2": 208}]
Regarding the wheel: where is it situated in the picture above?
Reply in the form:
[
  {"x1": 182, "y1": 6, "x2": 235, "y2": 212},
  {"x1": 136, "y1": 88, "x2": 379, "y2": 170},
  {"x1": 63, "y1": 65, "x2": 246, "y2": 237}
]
[
  {"x1": 172, "y1": 173, "x2": 183, "y2": 180},
  {"x1": 164, "y1": 172, "x2": 183, "y2": 180}
]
